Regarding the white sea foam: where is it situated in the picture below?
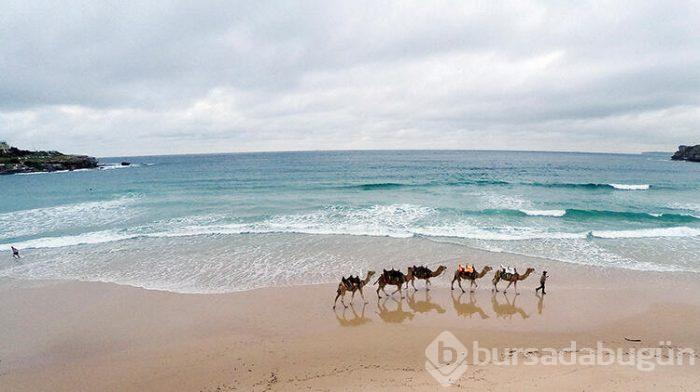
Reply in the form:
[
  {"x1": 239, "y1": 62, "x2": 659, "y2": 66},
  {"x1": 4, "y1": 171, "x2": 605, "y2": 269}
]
[
  {"x1": 5, "y1": 201, "x2": 700, "y2": 252},
  {"x1": 591, "y1": 227, "x2": 700, "y2": 239},
  {"x1": 608, "y1": 183, "x2": 650, "y2": 190},
  {"x1": 476, "y1": 192, "x2": 532, "y2": 210},
  {"x1": 668, "y1": 202, "x2": 700, "y2": 212},
  {"x1": 414, "y1": 225, "x2": 586, "y2": 241},
  {"x1": 14, "y1": 168, "x2": 95, "y2": 175},
  {"x1": 520, "y1": 209, "x2": 567, "y2": 217},
  {"x1": 6, "y1": 230, "x2": 137, "y2": 250},
  {"x1": 0, "y1": 196, "x2": 141, "y2": 240},
  {"x1": 99, "y1": 163, "x2": 140, "y2": 170}
]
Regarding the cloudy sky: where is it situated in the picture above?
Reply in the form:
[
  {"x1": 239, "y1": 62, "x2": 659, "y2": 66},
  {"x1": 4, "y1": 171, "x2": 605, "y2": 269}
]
[{"x1": 1, "y1": 1, "x2": 699, "y2": 156}]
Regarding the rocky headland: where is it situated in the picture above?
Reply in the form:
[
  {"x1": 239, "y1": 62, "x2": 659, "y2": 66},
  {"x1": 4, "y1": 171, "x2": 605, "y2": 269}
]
[
  {"x1": 671, "y1": 144, "x2": 700, "y2": 162},
  {"x1": 0, "y1": 142, "x2": 98, "y2": 175}
]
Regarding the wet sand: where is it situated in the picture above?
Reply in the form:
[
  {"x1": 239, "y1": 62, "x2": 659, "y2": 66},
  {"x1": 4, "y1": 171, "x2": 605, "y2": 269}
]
[{"x1": 1, "y1": 260, "x2": 699, "y2": 391}]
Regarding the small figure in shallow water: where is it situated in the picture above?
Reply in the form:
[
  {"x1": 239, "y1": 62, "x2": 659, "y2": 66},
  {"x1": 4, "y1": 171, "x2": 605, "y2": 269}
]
[{"x1": 11, "y1": 246, "x2": 20, "y2": 259}]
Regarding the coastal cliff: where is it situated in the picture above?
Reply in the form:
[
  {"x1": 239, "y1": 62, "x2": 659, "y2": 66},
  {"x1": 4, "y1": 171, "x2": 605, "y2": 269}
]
[
  {"x1": 671, "y1": 145, "x2": 700, "y2": 162},
  {"x1": 0, "y1": 142, "x2": 98, "y2": 175}
]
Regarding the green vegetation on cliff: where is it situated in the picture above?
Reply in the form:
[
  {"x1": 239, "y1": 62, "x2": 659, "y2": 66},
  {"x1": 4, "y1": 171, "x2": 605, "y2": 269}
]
[{"x1": 0, "y1": 142, "x2": 98, "y2": 174}]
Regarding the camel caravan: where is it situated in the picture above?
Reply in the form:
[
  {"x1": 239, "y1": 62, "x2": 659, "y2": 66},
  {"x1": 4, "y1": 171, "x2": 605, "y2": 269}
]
[{"x1": 333, "y1": 263, "x2": 543, "y2": 309}]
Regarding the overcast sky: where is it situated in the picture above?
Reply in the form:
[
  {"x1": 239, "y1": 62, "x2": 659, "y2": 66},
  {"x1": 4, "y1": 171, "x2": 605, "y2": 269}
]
[{"x1": 1, "y1": 1, "x2": 699, "y2": 156}]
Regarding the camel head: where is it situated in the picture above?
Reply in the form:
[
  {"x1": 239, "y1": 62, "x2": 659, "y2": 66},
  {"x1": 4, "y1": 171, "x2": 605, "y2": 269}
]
[
  {"x1": 364, "y1": 270, "x2": 376, "y2": 283},
  {"x1": 483, "y1": 266, "x2": 493, "y2": 273},
  {"x1": 434, "y1": 265, "x2": 447, "y2": 276},
  {"x1": 520, "y1": 267, "x2": 535, "y2": 279}
]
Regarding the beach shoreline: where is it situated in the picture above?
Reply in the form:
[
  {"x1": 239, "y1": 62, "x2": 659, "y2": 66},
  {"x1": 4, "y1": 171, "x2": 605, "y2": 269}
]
[{"x1": 1, "y1": 259, "x2": 699, "y2": 391}]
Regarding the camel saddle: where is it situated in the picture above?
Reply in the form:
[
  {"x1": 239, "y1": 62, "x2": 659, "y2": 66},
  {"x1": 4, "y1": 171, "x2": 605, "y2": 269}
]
[
  {"x1": 383, "y1": 269, "x2": 404, "y2": 284},
  {"x1": 412, "y1": 265, "x2": 431, "y2": 279},
  {"x1": 498, "y1": 265, "x2": 516, "y2": 280},
  {"x1": 342, "y1": 275, "x2": 361, "y2": 288}
]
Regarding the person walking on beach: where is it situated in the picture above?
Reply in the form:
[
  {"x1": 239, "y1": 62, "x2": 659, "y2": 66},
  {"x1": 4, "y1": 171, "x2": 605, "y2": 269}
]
[
  {"x1": 11, "y1": 246, "x2": 21, "y2": 259},
  {"x1": 535, "y1": 271, "x2": 548, "y2": 295}
]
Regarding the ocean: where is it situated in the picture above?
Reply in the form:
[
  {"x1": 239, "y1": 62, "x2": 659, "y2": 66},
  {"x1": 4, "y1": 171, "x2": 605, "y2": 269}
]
[{"x1": 1, "y1": 150, "x2": 699, "y2": 292}]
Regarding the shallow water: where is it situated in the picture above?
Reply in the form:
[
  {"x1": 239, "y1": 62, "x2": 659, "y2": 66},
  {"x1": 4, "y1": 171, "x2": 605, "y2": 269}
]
[{"x1": 1, "y1": 151, "x2": 699, "y2": 292}]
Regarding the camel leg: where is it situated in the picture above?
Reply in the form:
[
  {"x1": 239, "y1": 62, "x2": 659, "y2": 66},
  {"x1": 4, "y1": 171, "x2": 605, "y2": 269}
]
[
  {"x1": 451, "y1": 275, "x2": 457, "y2": 290},
  {"x1": 493, "y1": 277, "x2": 500, "y2": 293},
  {"x1": 426, "y1": 279, "x2": 431, "y2": 291},
  {"x1": 379, "y1": 284, "x2": 390, "y2": 298},
  {"x1": 351, "y1": 290, "x2": 356, "y2": 303},
  {"x1": 411, "y1": 279, "x2": 417, "y2": 291},
  {"x1": 504, "y1": 281, "x2": 513, "y2": 294},
  {"x1": 359, "y1": 287, "x2": 368, "y2": 304},
  {"x1": 457, "y1": 278, "x2": 465, "y2": 293},
  {"x1": 391, "y1": 285, "x2": 400, "y2": 296},
  {"x1": 333, "y1": 290, "x2": 342, "y2": 309},
  {"x1": 514, "y1": 281, "x2": 519, "y2": 295},
  {"x1": 376, "y1": 284, "x2": 382, "y2": 298}
]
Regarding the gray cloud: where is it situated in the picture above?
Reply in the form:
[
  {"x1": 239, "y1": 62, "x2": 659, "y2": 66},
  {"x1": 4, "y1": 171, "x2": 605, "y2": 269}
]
[{"x1": 1, "y1": 0, "x2": 699, "y2": 156}]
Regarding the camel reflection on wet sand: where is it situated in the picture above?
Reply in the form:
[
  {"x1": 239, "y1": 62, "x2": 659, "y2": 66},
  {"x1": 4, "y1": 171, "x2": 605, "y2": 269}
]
[
  {"x1": 451, "y1": 291, "x2": 489, "y2": 319},
  {"x1": 334, "y1": 286, "x2": 545, "y2": 325},
  {"x1": 334, "y1": 303, "x2": 372, "y2": 327},
  {"x1": 406, "y1": 290, "x2": 446, "y2": 315},
  {"x1": 376, "y1": 296, "x2": 415, "y2": 323},
  {"x1": 491, "y1": 292, "x2": 530, "y2": 319}
]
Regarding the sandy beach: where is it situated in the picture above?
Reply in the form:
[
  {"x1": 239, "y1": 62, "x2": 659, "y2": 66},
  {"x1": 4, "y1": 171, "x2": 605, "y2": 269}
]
[{"x1": 1, "y1": 251, "x2": 699, "y2": 391}]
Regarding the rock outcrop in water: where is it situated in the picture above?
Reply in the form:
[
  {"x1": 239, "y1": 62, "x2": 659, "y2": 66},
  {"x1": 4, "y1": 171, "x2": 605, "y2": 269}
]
[
  {"x1": 0, "y1": 142, "x2": 98, "y2": 175},
  {"x1": 671, "y1": 145, "x2": 700, "y2": 162}
]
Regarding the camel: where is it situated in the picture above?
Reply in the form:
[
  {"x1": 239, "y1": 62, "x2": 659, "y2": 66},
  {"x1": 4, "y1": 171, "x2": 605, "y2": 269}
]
[
  {"x1": 374, "y1": 268, "x2": 412, "y2": 299},
  {"x1": 332, "y1": 270, "x2": 376, "y2": 309},
  {"x1": 491, "y1": 292, "x2": 529, "y2": 319},
  {"x1": 451, "y1": 265, "x2": 493, "y2": 293},
  {"x1": 406, "y1": 265, "x2": 447, "y2": 291},
  {"x1": 451, "y1": 291, "x2": 489, "y2": 319},
  {"x1": 492, "y1": 267, "x2": 535, "y2": 295},
  {"x1": 406, "y1": 290, "x2": 446, "y2": 315}
]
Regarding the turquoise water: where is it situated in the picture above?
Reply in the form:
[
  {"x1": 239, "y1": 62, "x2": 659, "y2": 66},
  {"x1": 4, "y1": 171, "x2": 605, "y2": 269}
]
[{"x1": 1, "y1": 151, "x2": 699, "y2": 291}]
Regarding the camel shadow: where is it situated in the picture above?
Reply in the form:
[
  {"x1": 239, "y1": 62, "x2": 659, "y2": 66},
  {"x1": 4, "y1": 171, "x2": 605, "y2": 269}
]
[
  {"x1": 406, "y1": 290, "x2": 446, "y2": 315},
  {"x1": 334, "y1": 303, "x2": 372, "y2": 327},
  {"x1": 451, "y1": 291, "x2": 489, "y2": 319},
  {"x1": 491, "y1": 292, "x2": 530, "y2": 320},
  {"x1": 376, "y1": 296, "x2": 415, "y2": 324}
]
